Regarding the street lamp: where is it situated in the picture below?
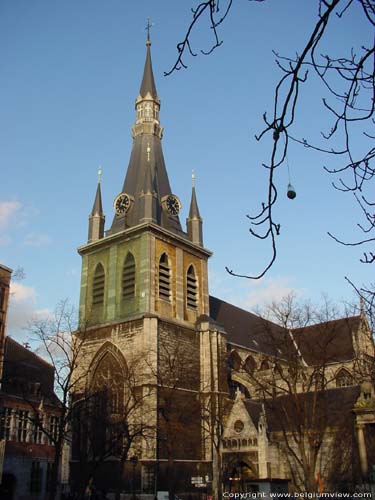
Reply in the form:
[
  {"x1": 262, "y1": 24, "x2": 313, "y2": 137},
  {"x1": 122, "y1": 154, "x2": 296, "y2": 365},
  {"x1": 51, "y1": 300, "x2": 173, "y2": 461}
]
[{"x1": 130, "y1": 455, "x2": 138, "y2": 500}]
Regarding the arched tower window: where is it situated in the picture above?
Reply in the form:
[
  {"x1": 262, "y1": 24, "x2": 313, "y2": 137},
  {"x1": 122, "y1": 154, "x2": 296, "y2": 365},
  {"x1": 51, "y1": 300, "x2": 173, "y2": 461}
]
[
  {"x1": 158, "y1": 253, "x2": 171, "y2": 301},
  {"x1": 122, "y1": 253, "x2": 136, "y2": 299},
  {"x1": 186, "y1": 265, "x2": 198, "y2": 310},
  {"x1": 92, "y1": 263, "x2": 105, "y2": 306},
  {"x1": 336, "y1": 368, "x2": 354, "y2": 388}
]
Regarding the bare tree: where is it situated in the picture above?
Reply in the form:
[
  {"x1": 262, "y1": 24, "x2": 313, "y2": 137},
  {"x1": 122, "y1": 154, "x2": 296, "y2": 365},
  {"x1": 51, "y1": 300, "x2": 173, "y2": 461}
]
[
  {"x1": 71, "y1": 351, "x2": 154, "y2": 500},
  {"x1": 166, "y1": 1, "x2": 375, "y2": 312},
  {"x1": 240, "y1": 295, "x2": 364, "y2": 491},
  {"x1": 25, "y1": 300, "x2": 89, "y2": 500}
]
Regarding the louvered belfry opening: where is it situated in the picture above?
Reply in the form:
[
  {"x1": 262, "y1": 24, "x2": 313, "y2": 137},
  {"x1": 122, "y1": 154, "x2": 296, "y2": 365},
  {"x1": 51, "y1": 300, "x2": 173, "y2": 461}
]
[
  {"x1": 122, "y1": 253, "x2": 136, "y2": 299},
  {"x1": 158, "y1": 253, "x2": 171, "y2": 301},
  {"x1": 186, "y1": 265, "x2": 198, "y2": 309},
  {"x1": 92, "y1": 263, "x2": 105, "y2": 305}
]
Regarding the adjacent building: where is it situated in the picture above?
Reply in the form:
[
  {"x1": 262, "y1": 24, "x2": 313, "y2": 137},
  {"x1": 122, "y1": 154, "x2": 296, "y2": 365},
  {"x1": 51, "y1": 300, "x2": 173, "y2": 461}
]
[{"x1": 0, "y1": 266, "x2": 62, "y2": 500}]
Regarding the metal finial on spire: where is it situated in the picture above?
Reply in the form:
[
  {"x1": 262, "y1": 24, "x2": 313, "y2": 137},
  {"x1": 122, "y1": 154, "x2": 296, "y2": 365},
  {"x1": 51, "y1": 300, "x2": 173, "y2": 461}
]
[
  {"x1": 98, "y1": 166, "x2": 102, "y2": 183},
  {"x1": 146, "y1": 17, "x2": 154, "y2": 46},
  {"x1": 192, "y1": 170, "x2": 195, "y2": 187}
]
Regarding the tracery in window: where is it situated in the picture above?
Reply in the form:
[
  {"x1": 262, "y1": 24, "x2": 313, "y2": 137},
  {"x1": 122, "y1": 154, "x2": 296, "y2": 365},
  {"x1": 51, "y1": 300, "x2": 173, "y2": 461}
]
[
  {"x1": 92, "y1": 263, "x2": 105, "y2": 306},
  {"x1": 336, "y1": 368, "x2": 354, "y2": 388},
  {"x1": 92, "y1": 352, "x2": 124, "y2": 415},
  {"x1": 158, "y1": 253, "x2": 171, "y2": 301},
  {"x1": 122, "y1": 253, "x2": 136, "y2": 299},
  {"x1": 186, "y1": 265, "x2": 198, "y2": 309}
]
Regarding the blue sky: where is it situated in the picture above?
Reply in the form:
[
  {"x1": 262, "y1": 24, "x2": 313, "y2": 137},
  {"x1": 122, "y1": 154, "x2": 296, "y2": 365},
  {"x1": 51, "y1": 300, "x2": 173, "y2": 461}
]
[{"x1": 0, "y1": 1, "x2": 372, "y2": 340}]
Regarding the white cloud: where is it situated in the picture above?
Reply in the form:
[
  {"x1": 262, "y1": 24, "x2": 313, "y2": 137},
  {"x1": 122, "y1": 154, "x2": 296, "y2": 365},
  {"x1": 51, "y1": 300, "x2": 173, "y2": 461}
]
[
  {"x1": 9, "y1": 282, "x2": 36, "y2": 303},
  {"x1": 235, "y1": 276, "x2": 305, "y2": 311},
  {"x1": 0, "y1": 201, "x2": 21, "y2": 229},
  {"x1": 24, "y1": 233, "x2": 51, "y2": 247},
  {"x1": 5, "y1": 283, "x2": 50, "y2": 342}
]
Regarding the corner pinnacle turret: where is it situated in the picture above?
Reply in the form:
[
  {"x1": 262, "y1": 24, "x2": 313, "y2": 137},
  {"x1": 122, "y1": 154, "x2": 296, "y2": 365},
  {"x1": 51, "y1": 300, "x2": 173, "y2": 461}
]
[
  {"x1": 88, "y1": 167, "x2": 105, "y2": 242},
  {"x1": 187, "y1": 171, "x2": 203, "y2": 246}
]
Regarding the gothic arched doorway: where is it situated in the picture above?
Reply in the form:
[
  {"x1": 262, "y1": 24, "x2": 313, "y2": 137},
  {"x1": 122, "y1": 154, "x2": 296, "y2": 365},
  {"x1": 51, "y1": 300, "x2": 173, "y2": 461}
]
[{"x1": 223, "y1": 457, "x2": 258, "y2": 493}]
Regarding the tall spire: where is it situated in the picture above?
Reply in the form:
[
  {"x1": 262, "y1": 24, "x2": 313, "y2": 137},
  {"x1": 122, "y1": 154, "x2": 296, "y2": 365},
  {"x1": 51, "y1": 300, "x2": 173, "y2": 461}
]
[
  {"x1": 139, "y1": 18, "x2": 158, "y2": 100},
  {"x1": 88, "y1": 167, "x2": 105, "y2": 242},
  {"x1": 187, "y1": 170, "x2": 203, "y2": 246},
  {"x1": 108, "y1": 39, "x2": 184, "y2": 237}
]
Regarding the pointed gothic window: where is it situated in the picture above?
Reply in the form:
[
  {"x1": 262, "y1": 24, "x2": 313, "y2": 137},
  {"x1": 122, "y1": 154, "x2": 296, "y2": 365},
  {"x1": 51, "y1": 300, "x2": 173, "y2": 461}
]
[
  {"x1": 122, "y1": 253, "x2": 136, "y2": 299},
  {"x1": 186, "y1": 265, "x2": 198, "y2": 310},
  {"x1": 243, "y1": 355, "x2": 256, "y2": 375},
  {"x1": 228, "y1": 351, "x2": 242, "y2": 371},
  {"x1": 158, "y1": 253, "x2": 171, "y2": 301},
  {"x1": 336, "y1": 368, "x2": 354, "y2": 388},
  {"x1": 92, "y1": 263, "x2": 105, "y2": 306},
  {"x1": 259, "y1": 360, "x2": 270, "y2": 371}
]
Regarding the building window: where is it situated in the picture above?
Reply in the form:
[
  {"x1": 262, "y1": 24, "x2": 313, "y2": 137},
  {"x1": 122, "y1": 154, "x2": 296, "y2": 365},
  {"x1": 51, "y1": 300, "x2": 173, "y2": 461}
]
[
  {"x1": 259, "y1": 360, "x2": 270, "y2": 371},
  {"x1": 30, "y1": 461, "x2": 43, "y2": 493},
  {"x1": 186, "y1": 265, "x2": 198, "y2": 309},
  {"x1": 33, "y1": 414, "x2": 43, "y2": 444},
  {"x1": 49, "y1": 416, "x2": 59, "y2": 445},
  {"x1": 0, "y1": 407, "x2": 12, "y2": 440},
  {"x1": 234, "y1": 420, "x2": 244, "y2": 433},
  {"x1": 336, "y1": 368, "x2": 354, "y2": 388},
  {"x1": 158, "y1": 253, "x2": 171, "y2": 301},
  {"x1": 122, "y1": 253, "x2": 136, "y2": 299},
  {"x1": 17, "y1": 410, "x2": 29, "y2": 442},
  {"x1": 243, "y1": 355, "x2": 256, "y2": 375},
  {"x1": 92, "y1": 263, "x2": 105, "y2": 306},
  {"x1": 228, "y1": 351, "x2": 242, "y2": 371}
]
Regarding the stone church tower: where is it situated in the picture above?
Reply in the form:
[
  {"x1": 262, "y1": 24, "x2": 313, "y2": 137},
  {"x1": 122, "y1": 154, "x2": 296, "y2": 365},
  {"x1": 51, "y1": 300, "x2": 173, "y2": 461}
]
[{"x1": 73, "y1": 37, "x2": 226, "y2": 496}]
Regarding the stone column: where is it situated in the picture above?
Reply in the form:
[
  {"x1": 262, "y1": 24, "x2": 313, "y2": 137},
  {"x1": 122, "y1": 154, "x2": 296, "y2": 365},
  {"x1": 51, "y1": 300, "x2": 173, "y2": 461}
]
[{"x1": 357, "y1": 424, "x2": 368, "y2": 478}]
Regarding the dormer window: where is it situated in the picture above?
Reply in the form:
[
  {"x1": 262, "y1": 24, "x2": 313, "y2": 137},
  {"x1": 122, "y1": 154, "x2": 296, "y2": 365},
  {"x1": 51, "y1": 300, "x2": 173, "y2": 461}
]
[
  {"x1": 158, "y1": 253, "x2": 171, "y2": 301},
  {"x1": 145, "y1": 102, "x2": 152, "y2": 121},
  {"x1": 137, "y1": 104, "x2": 144, "y2": 119}
]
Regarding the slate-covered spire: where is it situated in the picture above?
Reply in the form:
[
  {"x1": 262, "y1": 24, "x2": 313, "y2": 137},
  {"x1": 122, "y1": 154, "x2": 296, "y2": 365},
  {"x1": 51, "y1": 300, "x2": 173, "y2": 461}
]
[
  {"x1": 187, "y1": 171, "x2": 203, "y2": 246},
  {"x1": 140, "y1": 147, "x2": 157, "y2": 223},
  {"x1": 132, "y1": 34, "x2": 162, "y2": 140},
  {"x1": 139, "y1": 37, "x2": 158, "y2": 100},
  {"x1": 88, "y1": 167, "x2": 105, "y2": 243},
  {"x1": 108, "y1": 38, "x2": 184, "y2": 237}
]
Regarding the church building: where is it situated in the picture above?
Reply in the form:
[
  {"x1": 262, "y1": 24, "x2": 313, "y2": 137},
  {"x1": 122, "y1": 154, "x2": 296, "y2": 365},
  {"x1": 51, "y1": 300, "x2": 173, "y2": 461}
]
[{"x1": 72, "y1": 36, "x2": 375, "y2": 498}]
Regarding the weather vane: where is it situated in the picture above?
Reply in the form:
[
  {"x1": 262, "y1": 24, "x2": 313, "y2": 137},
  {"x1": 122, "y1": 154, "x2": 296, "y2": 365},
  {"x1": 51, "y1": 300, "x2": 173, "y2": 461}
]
[
  {"x1": 146, "y1": 17, "x2": 154, "y2": 45},
  {"x1": 98, "y1": 166, "x2": 102, "y2": 183},
  {"x1": 192, "y1": 169, "x2": 195, "y2": 187}
]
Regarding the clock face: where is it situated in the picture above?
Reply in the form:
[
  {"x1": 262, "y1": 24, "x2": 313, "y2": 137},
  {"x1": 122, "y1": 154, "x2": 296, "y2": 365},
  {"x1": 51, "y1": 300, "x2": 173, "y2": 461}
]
[
  {"x1": 114, "y1": 193, "x2": 131, "y2": 215},
  {"x1": 165, "y1": 195, "x2": 181, "y2": 216}
]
